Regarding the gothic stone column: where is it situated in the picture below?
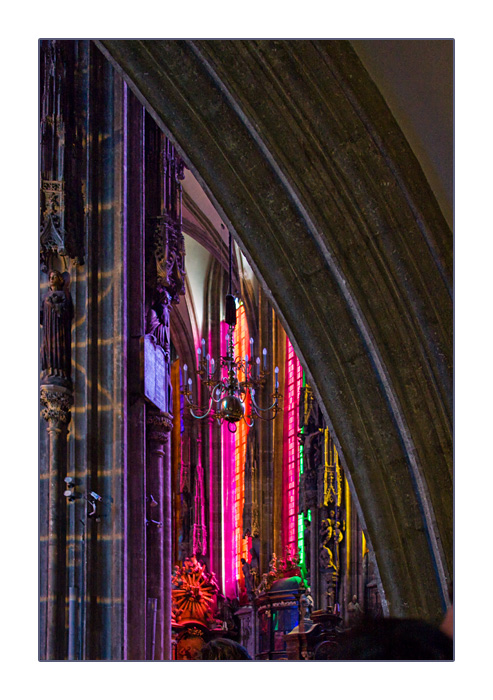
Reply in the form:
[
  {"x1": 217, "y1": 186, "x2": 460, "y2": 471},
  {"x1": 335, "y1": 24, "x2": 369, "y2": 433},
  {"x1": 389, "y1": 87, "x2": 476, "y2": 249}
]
[
  {"x1": 146, "y1": 410, "x2": 173, "y2": 660},
  {"x1": 40, "y1": 384, "x2": 73, "y2": 659}
]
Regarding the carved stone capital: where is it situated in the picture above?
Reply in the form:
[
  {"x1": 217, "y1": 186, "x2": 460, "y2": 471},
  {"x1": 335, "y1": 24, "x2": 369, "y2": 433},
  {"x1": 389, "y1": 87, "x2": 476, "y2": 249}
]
[
  {"x1": 40, "y1": 384, "x2": 73, "y2": 424},
  {"x1": 147, "y1": 411, "x2": 173, "y2": 442}
]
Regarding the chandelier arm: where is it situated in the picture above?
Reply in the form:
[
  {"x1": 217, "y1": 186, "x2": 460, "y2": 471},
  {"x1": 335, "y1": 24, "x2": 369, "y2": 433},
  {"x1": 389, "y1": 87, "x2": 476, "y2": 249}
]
[
  {"x1": 251, "y1": 410, "x2": 279, "y2": 422},
  {"x1": 188, "y1": 406, "x2": 214, "y2": 420},
  {"x1": 243, "y1": 414, "x2": 255, "y2": 428},
  {"x1": 182, "y1": 388, "x2": 216, "y2": 419},
  {"x1": 182, "y1": 392, "x2": 197, "y2": 408},
  {"x1": 210, "y1": 382, "x2": 227, "y2": 403},
  {"x1": 250, "y1": 391, "x2": 281, "y2": 413}
]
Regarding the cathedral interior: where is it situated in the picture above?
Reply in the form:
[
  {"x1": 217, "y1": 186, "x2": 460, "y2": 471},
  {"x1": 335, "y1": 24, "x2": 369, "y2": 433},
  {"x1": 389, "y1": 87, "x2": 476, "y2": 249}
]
[{"x1": 38, "y1": 38, "x2": 453, "y2": 661}]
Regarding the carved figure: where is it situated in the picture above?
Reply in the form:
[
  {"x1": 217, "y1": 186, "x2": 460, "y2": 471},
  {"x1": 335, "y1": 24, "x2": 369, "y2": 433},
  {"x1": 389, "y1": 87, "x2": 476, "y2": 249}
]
[
  {"x1": 40, "y1": 270, "x2": 73, "y2": 386},
  {"x1": 249, "y1": 535, "x2": 260, "y2": 572},
  {"x1": 347, "y1": 595, "x2": 364, "y2": 626},
  {"x1": 285, "y1": 545, "x2": 295, "y2": 569},
  {"x1": 332, "y1": 520, "x2": 343, "y2": 571},
  {"x1": 215, "y1": 594, "x2": 238, "y2": 634},
  {"x1": 241, "y1": 558, "x2": 254, "y2": 599},
  {"x1": 320, "y1": 514, "x2": 334, "y2": 569},
  {"x1": 300, "y1": 589, "x2": 314, "y2": 620},
  {"x1": 256, "y1": 573, "x2": 269, "y2": 596},
  {"x1": 320, "y1": 510, "x2": 343, "y2": 573},
  {"x1": 320, "y1": 512, "x2": 334, "y2": 544},
  {"x1": 284, "y1": 545, "x2": 302, "y2": 577},
  {"x1": 319, "y1": 544, "x2": 335, "y2": 571},
  {"x1": 326, "y1": 579, "x2": 336, "y2": 612},
  {"x1": 146, "y1": 288, "x2": 172, "y2": 356},
  {"x1": 146, "y1": 288, "x2": 172, "y2": 412}
]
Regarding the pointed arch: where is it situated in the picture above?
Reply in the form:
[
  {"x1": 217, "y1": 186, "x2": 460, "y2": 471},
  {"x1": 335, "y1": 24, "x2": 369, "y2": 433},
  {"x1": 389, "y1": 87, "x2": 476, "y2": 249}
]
[{"x1": 96, "y1": 39, "x2": 452, "y2": 621}]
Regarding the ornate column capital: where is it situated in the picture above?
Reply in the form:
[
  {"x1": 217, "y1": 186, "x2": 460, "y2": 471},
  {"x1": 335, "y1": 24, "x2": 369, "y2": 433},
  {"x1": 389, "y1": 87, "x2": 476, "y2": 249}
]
[{"x1": 40, "y1": 384, "x2": 73, "y2": 425}]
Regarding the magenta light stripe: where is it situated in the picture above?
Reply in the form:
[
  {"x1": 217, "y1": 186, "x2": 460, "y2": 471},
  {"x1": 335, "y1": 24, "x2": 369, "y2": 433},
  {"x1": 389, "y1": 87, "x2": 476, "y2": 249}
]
[
  {"x1": 282, "y1": 338, "x2": 302, "y2": 555},
  {"x1": 219, "y1": 320, "x2": 236, "y2": 598}
]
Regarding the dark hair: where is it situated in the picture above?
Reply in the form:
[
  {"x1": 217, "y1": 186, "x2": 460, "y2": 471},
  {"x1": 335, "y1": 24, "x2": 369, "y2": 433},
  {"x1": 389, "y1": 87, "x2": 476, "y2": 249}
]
[
  {"x1": 331, "y1": 618, "x2": 453, "y2": 661},
  {"x1": 199, "y1": 638, "x2": 251, "y2": 660}
]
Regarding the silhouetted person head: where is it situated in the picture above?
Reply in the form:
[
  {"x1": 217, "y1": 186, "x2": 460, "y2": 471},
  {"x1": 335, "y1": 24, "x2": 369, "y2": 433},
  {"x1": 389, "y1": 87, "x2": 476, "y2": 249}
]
[
  {"x1": 331, "y1": 617, "x2": 453, "y2": 661},
  {"x1": 199, "y1": 638, "x2": 251, "y2": 660}
]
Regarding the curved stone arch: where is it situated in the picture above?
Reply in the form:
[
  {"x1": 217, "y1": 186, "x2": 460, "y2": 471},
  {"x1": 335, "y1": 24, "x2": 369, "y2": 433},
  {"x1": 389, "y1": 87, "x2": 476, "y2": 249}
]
[{"x1": 96, "y1": 39, "x2": 452, "y2": 622}]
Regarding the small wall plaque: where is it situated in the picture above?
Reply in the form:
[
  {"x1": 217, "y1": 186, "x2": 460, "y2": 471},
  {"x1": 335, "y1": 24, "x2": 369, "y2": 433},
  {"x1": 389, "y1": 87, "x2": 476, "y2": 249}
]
[{"x1": 143, "y1": 334, "x2": 169, "y2": 412}]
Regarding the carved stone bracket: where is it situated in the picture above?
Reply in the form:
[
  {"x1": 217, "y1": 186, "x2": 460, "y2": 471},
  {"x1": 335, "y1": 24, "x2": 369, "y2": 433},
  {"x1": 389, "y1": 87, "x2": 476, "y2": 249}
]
[
  {"x1": 40, "y1": 384, "x2": 73, "y2": 424},
  {"x1": 147, "y1": 411, "x2": 173, "y2": 442}
]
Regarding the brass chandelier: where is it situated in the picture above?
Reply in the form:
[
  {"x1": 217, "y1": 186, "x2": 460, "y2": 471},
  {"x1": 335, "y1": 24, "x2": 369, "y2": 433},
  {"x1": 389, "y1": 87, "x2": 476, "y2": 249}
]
[{"x1": 181, "y1": 233, "x2": 282, "y2": 431}]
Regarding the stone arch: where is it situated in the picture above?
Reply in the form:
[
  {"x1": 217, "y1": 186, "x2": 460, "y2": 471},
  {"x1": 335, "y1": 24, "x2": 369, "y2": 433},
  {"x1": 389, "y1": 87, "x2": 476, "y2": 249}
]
[{"x1": 96, "y1": 39, "x2": 452, "y2": 622}]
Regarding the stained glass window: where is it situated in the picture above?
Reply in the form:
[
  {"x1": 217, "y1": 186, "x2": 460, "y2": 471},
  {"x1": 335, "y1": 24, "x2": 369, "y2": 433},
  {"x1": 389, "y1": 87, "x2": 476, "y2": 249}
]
[{"x1": 283, "y1": 338, "x2": 303, "y2": 554}]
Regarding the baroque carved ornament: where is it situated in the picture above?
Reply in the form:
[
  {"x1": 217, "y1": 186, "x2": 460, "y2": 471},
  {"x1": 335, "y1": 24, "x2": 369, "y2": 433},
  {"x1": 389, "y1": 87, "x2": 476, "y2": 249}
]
[{"x1": 152, "y1": 215, "x2": 186, "y2": 305}]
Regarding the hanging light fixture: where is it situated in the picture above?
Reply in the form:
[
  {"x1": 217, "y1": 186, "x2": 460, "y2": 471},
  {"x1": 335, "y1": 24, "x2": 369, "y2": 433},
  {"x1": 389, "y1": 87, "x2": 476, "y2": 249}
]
[{"x1": 181, "y1": 232, "x2": 282, "y2": 432}]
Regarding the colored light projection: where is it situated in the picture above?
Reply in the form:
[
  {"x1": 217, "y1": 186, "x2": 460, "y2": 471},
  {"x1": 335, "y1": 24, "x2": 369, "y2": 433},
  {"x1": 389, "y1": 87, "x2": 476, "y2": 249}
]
[
  {"x1": 220, "y1": 320, "x2": 235, "y2": 597},
  {"x1": 233, "y1": 302, "x2": 250, "y2": 582},
  {"x1": 298, "y1": 372, "x2": 306, "y2": 568},
  {"x1": 282, "y1": 337, "x2": 303, "y2": 554},
  {"x1": 221, "y1": 303, "x2": 250, "y2": 597}
]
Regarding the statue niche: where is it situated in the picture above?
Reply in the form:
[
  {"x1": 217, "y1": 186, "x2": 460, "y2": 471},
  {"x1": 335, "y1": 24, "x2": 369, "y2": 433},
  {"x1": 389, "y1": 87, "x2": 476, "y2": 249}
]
[{"x1": 40, "y1": 270, "x2": 73, "y2": 388}]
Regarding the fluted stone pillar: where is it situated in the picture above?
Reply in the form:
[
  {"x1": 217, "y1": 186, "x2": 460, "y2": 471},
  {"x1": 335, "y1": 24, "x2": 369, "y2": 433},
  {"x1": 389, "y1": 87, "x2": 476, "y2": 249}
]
[
  {"x1": 146, "y1": 410, "x2": 173, "y2": 660},
  {"x1": 40, "y1": 384, "x2": 73, "y2": 659}
]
